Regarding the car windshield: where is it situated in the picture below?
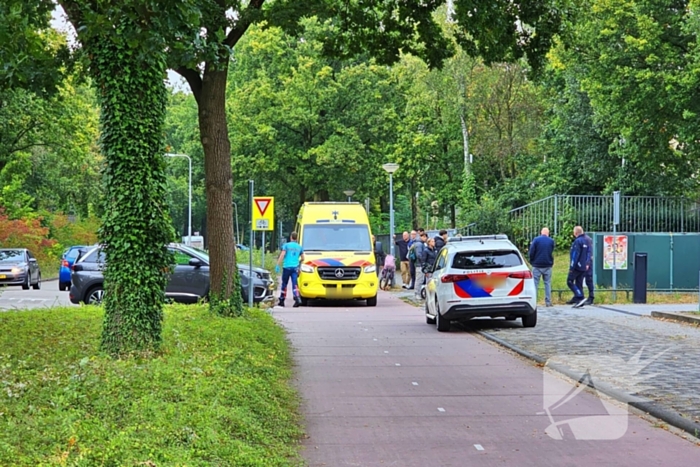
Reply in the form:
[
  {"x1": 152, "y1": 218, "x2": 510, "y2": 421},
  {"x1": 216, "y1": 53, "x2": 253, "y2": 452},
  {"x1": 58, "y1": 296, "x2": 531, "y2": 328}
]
[
  {"x1": 302, "y1": 224, "x2": 372, "y2": 252},
  {"x1": 452, "y1": 250, "x2": 522, "y2": 269},
  {"x1": 0, "y1": 250, "x2": 24, "y2": 263}
]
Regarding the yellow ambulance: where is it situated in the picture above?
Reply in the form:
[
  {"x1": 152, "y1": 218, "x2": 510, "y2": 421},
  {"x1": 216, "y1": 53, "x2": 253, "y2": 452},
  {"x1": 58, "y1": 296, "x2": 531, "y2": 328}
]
[{"x1": 295, "y1": 202, "x2": 378, "y2": 306}]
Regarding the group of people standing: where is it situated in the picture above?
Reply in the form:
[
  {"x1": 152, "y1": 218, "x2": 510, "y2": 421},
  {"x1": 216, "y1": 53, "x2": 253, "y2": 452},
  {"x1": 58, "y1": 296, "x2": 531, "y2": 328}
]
[
  {"x1": 393, "y1": 229, "x2": 448, "y2": 300},
  {"x1": 528, "y1": 225, "x2": 595, "y2": 308}
]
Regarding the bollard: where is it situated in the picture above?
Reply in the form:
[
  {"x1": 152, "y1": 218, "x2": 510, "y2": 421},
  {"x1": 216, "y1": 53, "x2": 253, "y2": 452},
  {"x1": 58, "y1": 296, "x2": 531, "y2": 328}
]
[{"x1": 633, "y1": 252, "x2": 648, "y2": 304}]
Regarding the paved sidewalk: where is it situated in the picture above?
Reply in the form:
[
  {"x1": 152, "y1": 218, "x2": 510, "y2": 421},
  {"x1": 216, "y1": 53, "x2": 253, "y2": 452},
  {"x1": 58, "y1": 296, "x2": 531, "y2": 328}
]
[{"x1": 273, "y1": 293, "x2": 700, "y2": 466}]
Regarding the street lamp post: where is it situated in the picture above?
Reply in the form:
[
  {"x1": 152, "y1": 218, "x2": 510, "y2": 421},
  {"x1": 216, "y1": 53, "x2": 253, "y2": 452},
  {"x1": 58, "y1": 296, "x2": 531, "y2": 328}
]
[
  {"x1": 343, "y1": 189, "x2": 355, "y2": 202},
  {"x1": 382, "y1": 163, "x2": 399, "y2": 256},
  {"x1": 165, "y1": 153, "x2": 192, "y2": 246}
]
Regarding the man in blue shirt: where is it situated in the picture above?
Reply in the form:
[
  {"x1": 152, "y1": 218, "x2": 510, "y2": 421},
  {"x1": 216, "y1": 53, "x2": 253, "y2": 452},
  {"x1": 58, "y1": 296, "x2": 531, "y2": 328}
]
[
  {"x1": 528, "y1": 227, "x2": 555, "y2": 307},
  {"x1": 276, "y1": 231, "x2": 304, "y2": 307},
  {"x1": 567, "y1": 226, "x2": 591, "y2": 308}
]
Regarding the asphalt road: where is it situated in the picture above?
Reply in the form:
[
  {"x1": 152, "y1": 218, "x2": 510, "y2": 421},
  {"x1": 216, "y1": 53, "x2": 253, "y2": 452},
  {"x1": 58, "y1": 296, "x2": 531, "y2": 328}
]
[
  {"x1": 272, "y1": 291, "x2": 700, "y2": 467},
  {"x1": 0, "y1": 280, "x2": 74, "y2": 311}
]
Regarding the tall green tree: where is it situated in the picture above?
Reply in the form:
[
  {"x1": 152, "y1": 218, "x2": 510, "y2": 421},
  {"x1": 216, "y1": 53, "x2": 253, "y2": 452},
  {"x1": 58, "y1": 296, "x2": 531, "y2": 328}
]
[
  {"x1": 561, "y1": 0, "x2": 700, "y2": 195},
  {"x1": 0, "y1": 0, "x2": 71, "y2": 95},
  {"x1": 227, "y1": 21, "x2": 404, "y2": 220},
  {"x1": 59, "y1": 1, "x2": 175, "y2": 354}
]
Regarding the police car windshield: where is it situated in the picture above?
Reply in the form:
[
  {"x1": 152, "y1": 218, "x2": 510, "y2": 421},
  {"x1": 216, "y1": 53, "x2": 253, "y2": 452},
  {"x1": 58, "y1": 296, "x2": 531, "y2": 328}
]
[
  {"x1": 452, "y1": 250, "x2": 522, "y2": 269},
  {"x1": 302, "y1": 224, "x2": 372, "y2": 252}
]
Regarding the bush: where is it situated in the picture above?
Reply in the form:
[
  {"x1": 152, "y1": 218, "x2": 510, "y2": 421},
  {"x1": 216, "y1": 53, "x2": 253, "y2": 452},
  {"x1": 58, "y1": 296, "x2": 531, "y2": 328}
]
[
  {"x1": 0, "y1": 304, "x2": 303, "y2": 466},
  {"x1": 0, "y1": 210, "x2": 100, "y2": 277},
  {"x1": 0, "y1": 211, "x2": 57, "y2": 266}
]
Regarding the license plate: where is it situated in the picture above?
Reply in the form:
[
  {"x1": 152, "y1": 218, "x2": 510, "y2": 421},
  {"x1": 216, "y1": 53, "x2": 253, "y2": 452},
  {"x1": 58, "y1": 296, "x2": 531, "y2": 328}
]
[
  {"x1": 326, "y1": 287, "x2": 351, "y2": 299},
  {"x1": 471, "y1": 273, "x2": 508, "y2": 288},
  {"x1": 0, "y1": 274, "x2": 5, "y2": 279}
]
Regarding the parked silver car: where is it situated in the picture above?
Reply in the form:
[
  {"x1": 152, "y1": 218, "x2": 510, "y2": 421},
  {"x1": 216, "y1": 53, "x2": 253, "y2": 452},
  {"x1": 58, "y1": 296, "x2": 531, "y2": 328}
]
[
  {"x1": 0, "y1": 248, "x2": 41, "y2": 290},
  {"x1": 69, "y1": 243, "x2": 275, "y2": 305}
]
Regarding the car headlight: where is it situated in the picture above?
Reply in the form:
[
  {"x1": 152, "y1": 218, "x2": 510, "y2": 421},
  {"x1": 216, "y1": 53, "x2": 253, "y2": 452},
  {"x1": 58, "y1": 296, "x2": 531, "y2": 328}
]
[
  {"x1": 11, "y1": 267, "x2": 23, "y2": 274},
  {"x1": 300, "y1": 264, "x2": 314, "y2": 273},
  {"x1": 364, "y1": 265, "x2": 376, "y2": 274},
  {"x1": 238, "y1": 269, "x2": 250, "y2": 277}
]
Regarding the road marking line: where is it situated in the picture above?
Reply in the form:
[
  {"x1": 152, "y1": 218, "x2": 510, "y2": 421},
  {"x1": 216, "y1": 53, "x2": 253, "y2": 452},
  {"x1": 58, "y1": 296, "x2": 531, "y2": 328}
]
[
  {"x1": 373, "y1": 338, "x2": 378, "y2": 341},
  {"x1": 412, "y1": 382, "x2": 418, "y2": 386},
  {"x1": 437, "y1": 408, "x2": 445, "y2": 412},
  {"x1": 384, "y1": 351, "x2": 389, "y2": 354},
  {"x1": 395, "y1": 363, "x2": 401, "y2": 366},
  {"x1": 474, "y1": 444, "x2": 484, "y2": 451}
]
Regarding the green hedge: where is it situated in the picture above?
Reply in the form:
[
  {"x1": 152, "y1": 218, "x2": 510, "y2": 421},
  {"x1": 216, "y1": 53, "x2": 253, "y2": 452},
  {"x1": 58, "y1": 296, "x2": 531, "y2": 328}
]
[{"x1": 0, "y1": 305, "x2": 303, "y2": 466}]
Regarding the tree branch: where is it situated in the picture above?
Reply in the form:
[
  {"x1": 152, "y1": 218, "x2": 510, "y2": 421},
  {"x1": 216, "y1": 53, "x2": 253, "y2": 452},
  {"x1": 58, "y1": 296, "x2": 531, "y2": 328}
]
[
  {"x1": 224, "y1": 0, "x2": 266, "y2": 48},
  {"x1": 175, "y1": 67, "x2": 203, "y2": 105}
]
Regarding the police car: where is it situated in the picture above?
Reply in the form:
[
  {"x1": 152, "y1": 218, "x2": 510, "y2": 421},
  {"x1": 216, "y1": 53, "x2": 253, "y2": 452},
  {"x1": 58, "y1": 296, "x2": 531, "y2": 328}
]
[{"x1": 424, "y1": 235, "x2": 537, "y2": 332}]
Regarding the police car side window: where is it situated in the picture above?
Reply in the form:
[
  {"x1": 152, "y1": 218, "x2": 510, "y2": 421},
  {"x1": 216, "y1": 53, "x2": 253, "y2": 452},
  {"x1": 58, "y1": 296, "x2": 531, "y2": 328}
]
[{"x1": 434, "y1": 250, "x2": 447, "y2": 271}]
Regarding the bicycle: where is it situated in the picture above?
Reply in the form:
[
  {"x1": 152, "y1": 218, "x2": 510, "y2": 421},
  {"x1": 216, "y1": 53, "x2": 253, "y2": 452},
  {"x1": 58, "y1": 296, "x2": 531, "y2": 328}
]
[{"x1": 380, "y1": 266, "x2": 395, "y2": 291}]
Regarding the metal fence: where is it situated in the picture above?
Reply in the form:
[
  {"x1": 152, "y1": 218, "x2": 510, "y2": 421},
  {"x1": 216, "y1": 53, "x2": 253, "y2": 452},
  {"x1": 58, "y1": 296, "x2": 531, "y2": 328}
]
[
  {"x1": 379, "y1": 195, "x2": 700, "y2": 252},
  {"x1": 508, "y1": 195, "x2": 700, "y2": 246}
]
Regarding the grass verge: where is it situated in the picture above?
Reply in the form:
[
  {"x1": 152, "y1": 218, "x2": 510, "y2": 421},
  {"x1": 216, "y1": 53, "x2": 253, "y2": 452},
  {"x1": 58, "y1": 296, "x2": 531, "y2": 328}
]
[
  {"x1": 0, "y1": 304, "x2": 303, "y2": 466},
  {"x1": 544, "y1": 252, "x2": 698, "y2": 305}
]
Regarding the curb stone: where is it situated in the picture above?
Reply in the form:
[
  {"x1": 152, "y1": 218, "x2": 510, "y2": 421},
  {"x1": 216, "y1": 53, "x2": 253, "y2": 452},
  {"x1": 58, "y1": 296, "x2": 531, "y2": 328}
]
[
  {"x1": 651, "y1": 311, "x2": 700, "y2": 326},
  {"x1": 478, "y1": 330, "x2": 700, "y2": 440}
]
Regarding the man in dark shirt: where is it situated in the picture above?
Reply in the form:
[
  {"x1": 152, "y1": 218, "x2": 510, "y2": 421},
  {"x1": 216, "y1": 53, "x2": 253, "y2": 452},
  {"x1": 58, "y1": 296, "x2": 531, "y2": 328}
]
[
  {"x1": 529, "y1": 227, "x2": 555, "y2": 307},
  {"x1": 394, "y1": 231, "x2": 411, "y2": 288},
  {"x1": 583, "y1": 233, "x2": 595, "y2": 305},
  {"x1": 568, "y1": 226, "x2": 591, "y2": 308}
]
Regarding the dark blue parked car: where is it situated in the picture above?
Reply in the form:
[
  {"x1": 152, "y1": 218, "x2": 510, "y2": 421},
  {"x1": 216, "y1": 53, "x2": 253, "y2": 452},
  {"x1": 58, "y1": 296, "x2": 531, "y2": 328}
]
[{"x1": 59, "y1": 245, "x2": 87, "y2": 291}]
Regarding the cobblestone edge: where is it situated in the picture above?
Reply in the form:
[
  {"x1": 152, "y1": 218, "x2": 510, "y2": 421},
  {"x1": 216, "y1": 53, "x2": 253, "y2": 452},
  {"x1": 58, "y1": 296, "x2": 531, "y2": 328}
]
[
  {"x1": 651, "y1": 311, "x2": 700, "y2": 326},
  {"x1": 478, "y1": 330, "x2": 700, "y2": 439}
]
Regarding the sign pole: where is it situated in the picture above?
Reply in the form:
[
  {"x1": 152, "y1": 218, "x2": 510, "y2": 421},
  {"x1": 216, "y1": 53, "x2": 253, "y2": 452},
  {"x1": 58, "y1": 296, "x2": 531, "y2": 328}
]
[
  {"x1": 612, "y1": 191, "x2": 620, "y2": 301},
  {"x1": 261, "y1": 231, "x2": 266, "y2": 268},
  {"x1": 249, "y1": 180, "x2": 254, "y2": 308}
]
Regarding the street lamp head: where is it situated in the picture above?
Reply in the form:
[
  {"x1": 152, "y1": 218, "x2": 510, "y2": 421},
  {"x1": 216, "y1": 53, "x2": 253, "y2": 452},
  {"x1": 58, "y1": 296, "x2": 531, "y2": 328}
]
[
  {"x1": 343, "y1": 190, "x2": 355, "y2": 197},
  {"x1": 382, "y1": 162, "x2": 399, "y2": 174}
]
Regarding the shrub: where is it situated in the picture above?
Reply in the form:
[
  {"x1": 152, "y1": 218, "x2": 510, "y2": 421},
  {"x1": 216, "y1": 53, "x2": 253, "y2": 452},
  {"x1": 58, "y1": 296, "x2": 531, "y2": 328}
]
[
  {"x1": 0, "y1": 210, "x2": 100, "y2": 276},
  {"x1": 0, "y1": 211, "x2": 57, "y2": 266}
]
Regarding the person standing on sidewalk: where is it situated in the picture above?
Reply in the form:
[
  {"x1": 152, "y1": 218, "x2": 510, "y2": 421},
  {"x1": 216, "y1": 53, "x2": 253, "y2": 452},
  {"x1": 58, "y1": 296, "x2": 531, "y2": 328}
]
[
  {"x1": 583, "y1": 232, "x2": 595, "y2": 305},
  {"x1": 372, "y1": 235, "x2": 386, "y2": 278},
  {"x1": 528, "y1": 227, "x2": 555, "y2": 307},
  {"x1": 407, "y1": 230, "x2": 418, "y2": 289},
  {"x1": 394, "y1": 231, "x2": 411, "y2": 288},
  {"x1": 567, "y1": 226, "x2": 590, "y2": 308},
  {"x1": 275, "y1": 232, "x2": 304, "y2": 308},
  {"x1": 413, "y1": 232, "x2": 428, "y2": 300}
]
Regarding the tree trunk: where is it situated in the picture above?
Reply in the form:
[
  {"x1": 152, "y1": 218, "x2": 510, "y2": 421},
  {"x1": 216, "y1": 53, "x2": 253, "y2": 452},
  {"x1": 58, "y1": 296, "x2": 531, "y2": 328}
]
[{"x1": 198, "y1": 64, "x2": 240, "y2": 315}]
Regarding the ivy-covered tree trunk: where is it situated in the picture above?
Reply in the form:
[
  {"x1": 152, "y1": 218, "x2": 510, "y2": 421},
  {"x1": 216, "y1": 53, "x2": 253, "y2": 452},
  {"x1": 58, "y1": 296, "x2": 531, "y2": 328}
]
[{"x1": 89, "y1": 33, "x2": 174, "y2": 355}]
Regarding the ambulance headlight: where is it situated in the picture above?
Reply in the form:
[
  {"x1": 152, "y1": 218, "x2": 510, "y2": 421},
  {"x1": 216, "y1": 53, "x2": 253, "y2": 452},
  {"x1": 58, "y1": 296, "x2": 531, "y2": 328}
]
[{"x1": 364, "y1": 265, "x2": 376, "y2": 274}]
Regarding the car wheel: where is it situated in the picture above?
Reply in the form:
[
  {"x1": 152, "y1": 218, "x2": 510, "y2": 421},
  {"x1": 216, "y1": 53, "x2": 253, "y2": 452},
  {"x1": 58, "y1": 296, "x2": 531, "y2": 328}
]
[
  {"x1": 32, "y1": 273, "x2": 41, "y2": 290},
  {"x1": 22, "y1": 273, "x2": 30, "y2": 290},
  {"x1": 522, "y1": 311, "x2": 537, "y2": 328},
  {"x1": 420, "y1": 285, "x2": 426, "y2": 300},
  {"x1": 86, "y1": 286, "x2": 105, "y2": 305},
  {"x1": 425, "y1": 300, "x2": 436, "y2": 325},
  {"x1": 366, "y1": 295, "x2": 377, "y2": 307},
  {"x1": 59, "y1": 281, "x2": 68, "y2": 291},
  {"x1": 435, "y1": 301, "x2": 450, "y2": 332}
]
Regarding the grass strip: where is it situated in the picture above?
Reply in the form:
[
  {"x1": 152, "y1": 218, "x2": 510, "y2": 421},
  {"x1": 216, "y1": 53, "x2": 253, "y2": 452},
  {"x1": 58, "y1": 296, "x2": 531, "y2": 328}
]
[{"x1": 0, "y1": 304, "x2": 303, "y2": 466}]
